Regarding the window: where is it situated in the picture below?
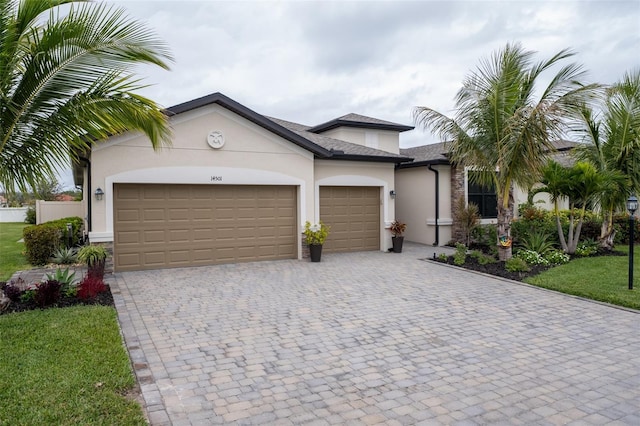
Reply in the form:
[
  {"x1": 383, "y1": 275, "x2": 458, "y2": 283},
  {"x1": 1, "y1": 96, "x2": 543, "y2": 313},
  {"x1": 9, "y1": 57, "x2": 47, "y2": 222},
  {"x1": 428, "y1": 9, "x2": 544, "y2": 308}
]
[{"x1": 467, "y1": 172, "x2": 497, "y2": 218}]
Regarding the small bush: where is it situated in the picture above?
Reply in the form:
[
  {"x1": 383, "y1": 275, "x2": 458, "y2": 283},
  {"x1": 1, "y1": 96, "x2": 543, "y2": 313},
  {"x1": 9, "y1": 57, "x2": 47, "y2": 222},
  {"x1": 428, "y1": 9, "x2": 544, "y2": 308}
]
[
  {"x1": 46, "y1": 268, "x2": 79, "y2": 297},
  {"x1": 575, "y1": 240, "x2": 599, "y2": 257},
  {"x1": 470, "y1": 250, "x2": 497, "y2": 265},
  {"x1": 437, "y1": 253, "x2": 448, "y2": 261},
  {"x1": 24, "y1": 206, "x2": 36, "y2": 224},
  {"x1": 1, "y1": 282, "x2": 23, "y2": 302},
  {"x1": 518, "y1": 229, "x2": 556, "y2": 255},
  {"x1": 35, "y1": 280, "x2": 62, "y2": 308},
  {"x1": 505, "y1": 257, "x2": 530, "y2": 273},
  {"x1": 46, "y1": 217, "x2": 84, "y2": 247},
  {"x1": 23, "y1": 224, "x2": 61, "y2": 265},
  {"x1": 77, "y1": 275, "x2": 107, "y2": 300},
  {"x1": 453, "y1": 243, "x2": 467, "y2": 266},
  {"x1": 516, "y1": 249, "x2": 550, "y2": 266},
  {"x1": 544, "y1": 250, "x2": 570, "y2": 265},
  {"x1": 20, "y1": 289, "x2": 35, "y2": 303}
]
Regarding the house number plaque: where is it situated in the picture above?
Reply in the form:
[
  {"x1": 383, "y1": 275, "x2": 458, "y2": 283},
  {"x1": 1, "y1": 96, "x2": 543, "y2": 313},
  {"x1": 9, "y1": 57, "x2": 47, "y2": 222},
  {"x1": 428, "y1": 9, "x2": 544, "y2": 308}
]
[{"x1": 207, "y1": 130, "x2": 225, "y2": 149}]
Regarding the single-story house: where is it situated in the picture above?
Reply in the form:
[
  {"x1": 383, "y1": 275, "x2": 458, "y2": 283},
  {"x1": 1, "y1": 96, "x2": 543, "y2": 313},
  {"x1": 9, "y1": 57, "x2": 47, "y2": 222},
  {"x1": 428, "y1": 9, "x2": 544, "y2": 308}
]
[
  {"x1": 73, "y1": 92, "x2": 413, "y2": 271},
  {"x1": 394, "y1": 140, "x2": 576, "y2": 246}
]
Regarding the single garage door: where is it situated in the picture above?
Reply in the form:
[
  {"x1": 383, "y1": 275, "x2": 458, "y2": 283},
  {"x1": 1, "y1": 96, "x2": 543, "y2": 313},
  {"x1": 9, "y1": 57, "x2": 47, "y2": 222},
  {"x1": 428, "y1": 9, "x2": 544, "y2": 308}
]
[
  {"x1": 319, "y1": 186, "x2": 380, "y2": 253},
  {"x1": 113, "y1": 184, "x2": 297, "y2": 271}
]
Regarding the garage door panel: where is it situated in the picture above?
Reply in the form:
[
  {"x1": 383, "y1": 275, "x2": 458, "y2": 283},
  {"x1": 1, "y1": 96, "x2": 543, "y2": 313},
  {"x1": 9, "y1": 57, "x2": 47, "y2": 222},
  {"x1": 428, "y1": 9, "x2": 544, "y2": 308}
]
[
  {"x1": 320, "y1": 186, "x2": 380, "y2": 253},
  {"x1": 114, "y1": 184, "x2": 297, "y2": 271}
]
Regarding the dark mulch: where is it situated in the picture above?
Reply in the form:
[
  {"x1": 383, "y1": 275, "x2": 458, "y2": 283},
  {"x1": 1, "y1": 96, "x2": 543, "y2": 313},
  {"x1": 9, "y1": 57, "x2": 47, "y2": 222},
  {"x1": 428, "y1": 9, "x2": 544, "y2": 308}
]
[
  {"x1": 432, "y1": 248, "x2": 627, "y2": 282},
  {"x1": 0, "y1": 284, "x2": 114, "y2": 316},
  {"x1": 432, "y1": 256, "x2": 550, "y2": 281}
]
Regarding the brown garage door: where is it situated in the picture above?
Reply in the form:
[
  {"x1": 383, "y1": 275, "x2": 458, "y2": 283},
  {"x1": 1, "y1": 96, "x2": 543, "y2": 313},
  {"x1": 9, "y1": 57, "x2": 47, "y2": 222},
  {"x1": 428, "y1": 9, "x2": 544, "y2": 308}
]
[
  {"x1": 319, "y1": 186, "x2": 380, "y2": 253},
  {"x1": 114, "y1": 184, "x2": 297, "y2": 271}
]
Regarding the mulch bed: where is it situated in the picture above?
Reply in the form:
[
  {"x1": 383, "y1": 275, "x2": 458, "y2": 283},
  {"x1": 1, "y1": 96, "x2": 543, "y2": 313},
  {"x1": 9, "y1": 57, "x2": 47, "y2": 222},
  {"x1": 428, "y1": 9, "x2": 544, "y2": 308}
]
[
  {"x1": 432, "y1": 256, "x2": 550, "y2": 281},
  {"x1": 432, "y1": 248, "x2": 627, "y2": 282},
  {"x1": 0, "y1": 285, "x2": 114, "y2": 316}
]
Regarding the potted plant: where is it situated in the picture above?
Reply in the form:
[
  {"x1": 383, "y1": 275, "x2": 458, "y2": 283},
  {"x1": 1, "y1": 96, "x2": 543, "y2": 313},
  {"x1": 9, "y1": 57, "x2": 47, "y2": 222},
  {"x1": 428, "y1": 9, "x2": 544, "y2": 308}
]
[
  {"x1": 389, "y1": 220, "x2": 407, "y2": 253},
  {"x1": 304, "y1": 221, "x2": 330, "y2": 262},
  {"x1": 77, "y1": 244, "x2": 109, "y2": 278}
]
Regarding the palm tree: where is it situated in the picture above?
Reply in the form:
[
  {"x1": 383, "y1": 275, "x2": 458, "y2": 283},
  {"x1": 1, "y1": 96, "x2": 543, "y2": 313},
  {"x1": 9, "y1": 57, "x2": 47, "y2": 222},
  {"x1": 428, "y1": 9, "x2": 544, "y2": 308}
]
[
  {"x1": 414, "y1": 42, "x2": 599, "y2": 260},
  {"x1": 0, "y1": 0, "x2": 173, "y2": 193},
  {"x1": 575, "y1": 69, "x2": 640, "y2": 249}
]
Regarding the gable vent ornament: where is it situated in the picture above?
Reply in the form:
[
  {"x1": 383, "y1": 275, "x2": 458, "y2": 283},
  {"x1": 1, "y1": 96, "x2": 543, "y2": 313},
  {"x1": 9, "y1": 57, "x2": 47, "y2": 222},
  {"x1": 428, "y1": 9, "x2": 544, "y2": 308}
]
[{"x1": 207, "y1": 130, "x2": 225, "y2": 149}]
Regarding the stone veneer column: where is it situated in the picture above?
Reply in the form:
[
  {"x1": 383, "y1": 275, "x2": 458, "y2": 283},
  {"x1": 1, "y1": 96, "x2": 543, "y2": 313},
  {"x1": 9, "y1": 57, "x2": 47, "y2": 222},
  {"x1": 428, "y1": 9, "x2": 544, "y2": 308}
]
[{"x1": 450, "y1": 164, "x2": 466, "y2": 244}]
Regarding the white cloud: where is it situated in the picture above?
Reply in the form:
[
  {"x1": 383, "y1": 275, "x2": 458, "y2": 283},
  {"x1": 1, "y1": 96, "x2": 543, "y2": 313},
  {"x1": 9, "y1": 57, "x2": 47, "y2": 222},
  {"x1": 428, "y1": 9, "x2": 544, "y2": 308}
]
[{"x1": 56, "y1": 0, "x2": 639, "y2": 188}]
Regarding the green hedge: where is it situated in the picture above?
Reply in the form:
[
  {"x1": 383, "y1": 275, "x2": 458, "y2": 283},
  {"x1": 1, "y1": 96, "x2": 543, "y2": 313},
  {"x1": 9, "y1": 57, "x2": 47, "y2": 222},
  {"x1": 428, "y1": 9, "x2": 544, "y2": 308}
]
[{"x1": 22, "y1": 216, "x2": 84, "y2": 265}]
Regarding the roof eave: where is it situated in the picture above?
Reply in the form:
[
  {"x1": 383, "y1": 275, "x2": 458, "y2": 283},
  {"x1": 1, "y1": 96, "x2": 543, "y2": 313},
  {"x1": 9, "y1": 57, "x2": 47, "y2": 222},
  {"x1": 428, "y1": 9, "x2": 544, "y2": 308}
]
[
  {"x1": 322, "y1": 154, "x2": 414, "y2": 163},
  {"x1": 396, "y1": 158, "x2": 450, "y2": 169},
  {"x1": 309, "y1": 120, "x2": 414, "y2": 134}
]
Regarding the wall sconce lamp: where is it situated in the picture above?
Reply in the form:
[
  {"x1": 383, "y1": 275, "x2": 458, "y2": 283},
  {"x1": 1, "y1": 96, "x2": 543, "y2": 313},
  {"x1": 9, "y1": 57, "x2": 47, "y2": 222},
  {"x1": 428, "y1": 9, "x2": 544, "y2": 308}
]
[
  {"x1": 94, "y1": 187, "x2": 104, "y2": 201},
  {"x1": 389, "y1": 190, "x2": 396, "y2": 199}
]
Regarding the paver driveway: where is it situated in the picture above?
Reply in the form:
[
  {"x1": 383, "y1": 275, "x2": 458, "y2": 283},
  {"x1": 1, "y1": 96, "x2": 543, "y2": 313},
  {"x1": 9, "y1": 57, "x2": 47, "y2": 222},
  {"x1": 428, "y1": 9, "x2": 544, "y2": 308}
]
[{"x1": 112, "y1": 243, "x2": 640, "y2": 425}]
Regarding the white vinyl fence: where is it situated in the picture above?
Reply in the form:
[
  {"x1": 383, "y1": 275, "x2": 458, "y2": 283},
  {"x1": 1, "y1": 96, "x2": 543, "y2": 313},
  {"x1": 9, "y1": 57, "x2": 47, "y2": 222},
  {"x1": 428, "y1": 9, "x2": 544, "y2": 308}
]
[{"x1": 0, "y1": 207, "x2": 27, "y2": 223}]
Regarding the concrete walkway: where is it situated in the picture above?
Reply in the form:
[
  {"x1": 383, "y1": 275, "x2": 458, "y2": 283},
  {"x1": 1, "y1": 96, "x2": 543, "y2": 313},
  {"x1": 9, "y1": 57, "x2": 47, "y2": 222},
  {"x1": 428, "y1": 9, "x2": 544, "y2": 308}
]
[{"x1": 112, "y1": 243, "x2": 640, "y2": 425}]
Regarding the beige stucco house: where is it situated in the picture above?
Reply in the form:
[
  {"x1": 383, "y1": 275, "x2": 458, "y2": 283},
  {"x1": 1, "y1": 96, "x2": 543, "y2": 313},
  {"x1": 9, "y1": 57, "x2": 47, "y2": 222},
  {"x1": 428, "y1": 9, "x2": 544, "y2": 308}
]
[
  {"x1": 74, "y1": 93, "x2": 413, "y2": 271},
  {"x1": 395, "y1": 141, "x2": 575, "y2": 246}
]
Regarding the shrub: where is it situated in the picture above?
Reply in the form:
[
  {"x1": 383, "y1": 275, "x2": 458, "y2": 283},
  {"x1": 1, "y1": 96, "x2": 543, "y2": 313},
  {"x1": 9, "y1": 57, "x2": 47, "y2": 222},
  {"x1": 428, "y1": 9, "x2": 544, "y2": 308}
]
[
  {"x1": 471, "y1": 224, "x2": 497, "y2": 254},
  {"x1": 46, "y1": 217, "x2": 84, "y2": 247},
  {"x1": 77, "y1": 275, "x2": 107, "y2": 300},
  {"x1": 453, "y1": 243, "x2": 467, "y2": 266},
  {"x1": 35, "y1": 280, "x2": 62, "y2": 307},
  {"x1": 303, "y1": 221, "x2": 330, "y2": 245},
  {"x1": 575, "y1": 239, "x2": 599, "y2": 257},
  {"x1": 1, "y1": 281, "x2": 23, "y2": 302},
  {"x1": 453, "y1": 196, "x2": 480, "y2": 246},
  {"x1": 437, "y1": 253, "x2": 448, "y2": 262},
  {"x1": 470, "y1": 250, "x2": 497, "y2": 265},
  {"x1": 389, "y1": 220, "x2": 407, "y2": 237},
  {"x1": 515, "y1": 249, "x2": 549, "y2": 266},
  {"x1": 544, "y1": 250, "x2": 570, "y2": 265},
  {"x1": 20, "y1": 289, "x2": 35, "y2": 303},
  {"x1": 23, "y1": 224, "x2": 61, "y2": 265},
  {"x1": 24, "y1": 206, "x2": 36, "y2": 224},
  {"x1": 505, "y1": 257, "x2": 530, "y2": 273}
]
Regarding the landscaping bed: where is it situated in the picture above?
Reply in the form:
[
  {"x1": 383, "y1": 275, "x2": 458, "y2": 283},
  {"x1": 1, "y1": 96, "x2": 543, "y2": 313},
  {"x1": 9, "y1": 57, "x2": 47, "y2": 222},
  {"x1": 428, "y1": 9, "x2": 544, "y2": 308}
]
[
  {"x1": 432, "y1": 255, "x2": 551, "y2": 281},
  {"x1": 0, "y1": 282, "x2": 113, "y2": 315}
]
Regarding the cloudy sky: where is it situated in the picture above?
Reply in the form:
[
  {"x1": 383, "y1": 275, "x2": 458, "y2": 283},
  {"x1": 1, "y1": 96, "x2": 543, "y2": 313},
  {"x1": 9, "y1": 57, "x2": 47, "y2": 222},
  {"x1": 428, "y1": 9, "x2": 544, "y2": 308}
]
[{"x1": 60, "y1": 0, "x2": 639, "y2": 188}]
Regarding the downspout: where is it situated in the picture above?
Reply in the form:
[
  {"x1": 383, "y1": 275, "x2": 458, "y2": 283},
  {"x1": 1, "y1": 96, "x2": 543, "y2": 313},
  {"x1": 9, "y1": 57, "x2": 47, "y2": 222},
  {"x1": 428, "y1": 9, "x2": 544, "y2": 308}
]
[
  {"x1": 78, "y1": 157, "x2": 92, "y2": 233},
  {"x1": 428, "y1": 164, "x2": 439, "y2": 246}
]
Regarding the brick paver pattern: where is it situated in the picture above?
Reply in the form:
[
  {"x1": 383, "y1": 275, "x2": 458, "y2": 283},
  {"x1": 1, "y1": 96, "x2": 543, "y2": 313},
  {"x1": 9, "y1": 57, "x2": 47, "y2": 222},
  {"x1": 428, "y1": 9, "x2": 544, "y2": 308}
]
[{"x1": 112, "y1": 243, "x2": 640, "y2": 425}]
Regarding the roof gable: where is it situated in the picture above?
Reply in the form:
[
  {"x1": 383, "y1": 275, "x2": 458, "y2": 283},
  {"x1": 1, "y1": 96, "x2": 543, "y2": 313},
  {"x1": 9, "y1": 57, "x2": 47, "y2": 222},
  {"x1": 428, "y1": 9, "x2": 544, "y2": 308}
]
[{"x1": 308, "y1": 113, "x2": 415, "y2": 133}]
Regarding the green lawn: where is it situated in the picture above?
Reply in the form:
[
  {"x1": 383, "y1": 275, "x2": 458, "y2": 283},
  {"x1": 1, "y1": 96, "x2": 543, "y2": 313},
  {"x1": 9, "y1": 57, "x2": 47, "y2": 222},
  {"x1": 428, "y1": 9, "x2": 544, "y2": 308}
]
[
  {"x1": 525, "y1": 246, "x2": 640, "y2": 310},
  {"x1": 0, "y1": 222, "x2": 31, "y2": 281},
  {"x1": 0, "y1": 306, "x2": 146, "y2": 425}
]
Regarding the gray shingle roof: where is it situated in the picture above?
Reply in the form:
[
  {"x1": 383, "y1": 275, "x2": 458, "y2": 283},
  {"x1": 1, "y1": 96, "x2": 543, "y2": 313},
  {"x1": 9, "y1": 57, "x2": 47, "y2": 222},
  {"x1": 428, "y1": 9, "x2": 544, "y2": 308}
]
[
  {"x1": 399, "y1": 139, "x2": 580, "y2": 168},
  {"x1": 268, "y1": 117, "x2": 412, "y2": 161},
  {"x1": 308, "y1": 113, "x2": 414, "y2": 133}
]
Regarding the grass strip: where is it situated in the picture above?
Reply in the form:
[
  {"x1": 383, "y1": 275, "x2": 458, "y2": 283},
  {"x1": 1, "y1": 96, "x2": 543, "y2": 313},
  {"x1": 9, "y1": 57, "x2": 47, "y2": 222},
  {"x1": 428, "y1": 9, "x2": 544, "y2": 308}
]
[
  {"x1": 0, "y1": 222, "x2": 31, "y2": 281},
  {"x1": 0, "y1": 305, "x2": 145, "y2": 425},
  {"x1": 525, "y1": 247, "x2": 640, "y2": 310}
]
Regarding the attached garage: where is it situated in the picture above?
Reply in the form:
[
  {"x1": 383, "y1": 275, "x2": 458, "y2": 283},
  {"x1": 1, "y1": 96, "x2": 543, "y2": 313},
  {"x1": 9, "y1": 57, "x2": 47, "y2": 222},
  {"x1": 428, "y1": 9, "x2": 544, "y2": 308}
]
[
  {"x1": 319, "y1": 186, "x2": 380, "y2": 253},
  {"x1": 113, "y1": 183, "x2": 297, "y2": 271}
]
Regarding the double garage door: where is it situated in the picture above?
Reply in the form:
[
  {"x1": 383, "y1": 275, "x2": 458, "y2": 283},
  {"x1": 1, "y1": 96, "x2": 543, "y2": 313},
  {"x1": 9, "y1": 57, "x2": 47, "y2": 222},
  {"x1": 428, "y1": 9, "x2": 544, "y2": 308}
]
[
  {"x1": 114, "y1": 184, "x2": 297, "y2": 271},
  {"x1": 113, "y1": 184, "x2": 381, "y2": 271}
]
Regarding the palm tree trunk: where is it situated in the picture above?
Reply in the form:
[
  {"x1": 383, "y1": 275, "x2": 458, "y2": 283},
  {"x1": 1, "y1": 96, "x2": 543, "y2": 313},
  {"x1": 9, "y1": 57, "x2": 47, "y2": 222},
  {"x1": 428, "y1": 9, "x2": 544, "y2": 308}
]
[
  {"x1": 555, "y1": 200, "x2": 568, "y2": 252},
  {"x1": 599, "y1": 208, "x2": 615, "y2": 250},
  {"x1": 496, "y1": 188, "x2": 514, "y2": 261}
]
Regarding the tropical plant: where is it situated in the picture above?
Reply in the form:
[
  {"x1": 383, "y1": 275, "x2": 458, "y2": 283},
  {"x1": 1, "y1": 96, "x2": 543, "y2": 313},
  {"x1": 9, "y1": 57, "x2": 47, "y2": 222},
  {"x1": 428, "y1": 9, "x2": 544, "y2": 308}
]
[
  {"x1": 77, "y1": 244, "x2": 108, "y2": 267},
  {"x1": 46, "y1": 267, "x2": 79, "y2": 296},
  {"x1": 77, "y1": 275, "x2": 106, "y2": 300},
  {"x1": 574, "y1": 69, "x2": 640, "y2": 249},
  {"x1": 453, "y1": 196, "x2": 480, "y2": 246},
  {"x1": 535, "y1": 161, "x2": 606, "y2": 254},
  {"x1": 414, "y1": 42, "x2": 599, "y2": 260},
  {"x1": 389, "y1": 220, "x2": 407, "y2": 237},
  {"x1": 303, "y1": 221, "x2": 330, "y2": 245},
  {"x1": 515, "y1": 249, "x2": 549, "y2": 266},
  {"x1": 518, "y1": 229, "x2": 556, "y2": 255},
  {"x1": 50, "y1": 247, "x2": 78, "y2": 265},
  {"x1": 0, "y1": 0, "x2": 173, "y2": 193}
]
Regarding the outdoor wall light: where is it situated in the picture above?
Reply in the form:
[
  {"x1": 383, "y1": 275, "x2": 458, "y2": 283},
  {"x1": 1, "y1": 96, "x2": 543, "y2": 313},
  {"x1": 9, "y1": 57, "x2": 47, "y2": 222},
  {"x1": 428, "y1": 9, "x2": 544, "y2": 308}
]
[
  {"x1": 94, "y1": 187, "x2": 104, "y2": 201},
  {"x1": 390, "y1": 190, "x2": 396, "y2": 199},
  {"x1": 627, "y1": 195, "x2": 637, "y2": 290}
]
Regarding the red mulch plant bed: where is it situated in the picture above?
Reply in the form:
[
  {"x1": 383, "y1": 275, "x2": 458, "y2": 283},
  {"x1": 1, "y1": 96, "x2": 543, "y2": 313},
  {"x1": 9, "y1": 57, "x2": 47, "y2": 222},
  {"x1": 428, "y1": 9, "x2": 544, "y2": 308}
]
[{"x1": 0, "y1": 283, "x2": 114, "y2": 316}]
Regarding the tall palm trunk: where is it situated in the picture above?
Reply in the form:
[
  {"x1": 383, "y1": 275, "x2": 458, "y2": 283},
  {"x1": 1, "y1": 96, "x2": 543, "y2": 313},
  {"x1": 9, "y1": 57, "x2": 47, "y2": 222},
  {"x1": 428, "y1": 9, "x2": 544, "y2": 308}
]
[
  {"x1": 599, "y1": 208, "x2": 616, "y2": 250},
  {"x1": 496, "y1": 188, "x2": 514, "y2": 261}
]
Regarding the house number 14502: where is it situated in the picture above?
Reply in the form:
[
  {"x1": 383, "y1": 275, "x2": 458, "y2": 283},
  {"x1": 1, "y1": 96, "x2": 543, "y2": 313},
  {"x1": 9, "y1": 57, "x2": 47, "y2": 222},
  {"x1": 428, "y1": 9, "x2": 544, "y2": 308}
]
[{"x1": 211, "y1": 176, "x2": 223, "y2": 182}]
